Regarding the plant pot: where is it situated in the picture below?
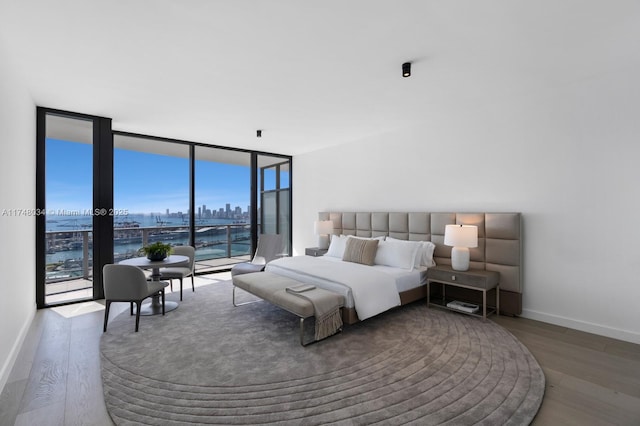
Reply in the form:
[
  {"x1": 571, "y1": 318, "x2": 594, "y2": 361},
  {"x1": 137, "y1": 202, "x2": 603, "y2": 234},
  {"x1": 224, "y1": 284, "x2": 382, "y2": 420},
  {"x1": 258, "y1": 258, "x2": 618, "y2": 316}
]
[{"x1": 147, "y1": 252, "x2": 167, "y2": 261}]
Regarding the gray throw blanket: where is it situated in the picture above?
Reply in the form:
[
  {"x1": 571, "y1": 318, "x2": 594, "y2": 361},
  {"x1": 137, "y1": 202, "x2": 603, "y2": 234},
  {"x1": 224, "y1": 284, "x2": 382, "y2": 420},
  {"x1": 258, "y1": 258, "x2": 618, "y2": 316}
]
[{"x1": 286, "y1": 286, "x2": 343, "y2": 340}]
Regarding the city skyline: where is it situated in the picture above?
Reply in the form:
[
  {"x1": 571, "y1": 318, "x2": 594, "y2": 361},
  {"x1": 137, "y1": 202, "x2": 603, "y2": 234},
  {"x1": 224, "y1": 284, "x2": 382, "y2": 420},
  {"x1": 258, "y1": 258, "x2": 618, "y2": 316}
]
[{"x1": 166, "y1": 203, "x2": 251, "y2": 221}]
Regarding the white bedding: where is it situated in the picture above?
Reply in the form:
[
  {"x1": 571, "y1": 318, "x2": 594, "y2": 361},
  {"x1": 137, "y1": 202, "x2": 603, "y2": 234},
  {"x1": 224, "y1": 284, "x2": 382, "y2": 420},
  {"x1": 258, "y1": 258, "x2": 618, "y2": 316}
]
[{"x1": 265, "y1": 256, "x2": 427, "y2": 320}]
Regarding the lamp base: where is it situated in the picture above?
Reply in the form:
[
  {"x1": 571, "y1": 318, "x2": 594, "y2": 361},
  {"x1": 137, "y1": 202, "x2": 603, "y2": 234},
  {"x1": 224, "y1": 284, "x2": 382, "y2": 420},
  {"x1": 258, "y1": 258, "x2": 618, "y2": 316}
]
[
  {"x1": 451, "y1": 246, "x2": 470, "y2": 271},
  {"x1": 318, "y1": 235, "x2": 330, "y2": 250}
]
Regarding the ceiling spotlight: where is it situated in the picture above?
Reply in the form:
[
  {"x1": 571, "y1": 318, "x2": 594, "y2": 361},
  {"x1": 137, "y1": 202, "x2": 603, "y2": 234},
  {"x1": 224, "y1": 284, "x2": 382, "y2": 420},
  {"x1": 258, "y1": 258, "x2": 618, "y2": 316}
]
[
  {"x1": 257, "y1": 130, "x2": 262, "y2": 138},
  {"x1": 402, "y1": 62, "x2": 411, "y2": 78}
]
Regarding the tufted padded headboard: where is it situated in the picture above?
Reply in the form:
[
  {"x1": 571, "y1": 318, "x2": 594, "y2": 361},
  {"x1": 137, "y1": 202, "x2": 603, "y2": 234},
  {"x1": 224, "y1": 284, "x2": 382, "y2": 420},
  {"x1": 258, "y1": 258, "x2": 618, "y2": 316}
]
[{"x1": 319, "y1": 212, "x2": 522, "y2": 315}]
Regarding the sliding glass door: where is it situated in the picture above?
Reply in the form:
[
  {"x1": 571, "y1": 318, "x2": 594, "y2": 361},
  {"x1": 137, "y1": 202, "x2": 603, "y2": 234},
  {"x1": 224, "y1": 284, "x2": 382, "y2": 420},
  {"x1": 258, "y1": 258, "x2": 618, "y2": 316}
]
[{"x1": 258, "y1": 155, "x2": 291, "y2": 255}]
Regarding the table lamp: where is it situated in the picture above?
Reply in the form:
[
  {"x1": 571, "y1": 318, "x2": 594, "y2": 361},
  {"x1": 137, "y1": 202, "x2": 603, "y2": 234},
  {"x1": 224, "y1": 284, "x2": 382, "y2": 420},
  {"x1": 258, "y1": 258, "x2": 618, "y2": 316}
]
[
  {"x1": 314, "y1": 220, "x2": 334, "y2": 250},
  {"x1": 444, "y1": 224, "x2": 478, "y2": 271}
]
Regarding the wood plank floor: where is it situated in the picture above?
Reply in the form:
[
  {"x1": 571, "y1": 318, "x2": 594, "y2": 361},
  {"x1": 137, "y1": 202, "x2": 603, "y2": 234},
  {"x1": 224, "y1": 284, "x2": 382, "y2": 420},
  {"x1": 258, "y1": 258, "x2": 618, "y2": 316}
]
[{"x1": 1, "y1": 274, "x2": 639, "y2": 425}]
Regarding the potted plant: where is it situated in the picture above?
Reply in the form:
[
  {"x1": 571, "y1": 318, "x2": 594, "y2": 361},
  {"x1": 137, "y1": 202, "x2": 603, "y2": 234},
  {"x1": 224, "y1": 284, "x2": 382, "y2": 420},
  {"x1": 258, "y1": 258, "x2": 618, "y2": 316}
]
[{"x1": 139, "y1": 241, "x2": 173, "y2": 261}]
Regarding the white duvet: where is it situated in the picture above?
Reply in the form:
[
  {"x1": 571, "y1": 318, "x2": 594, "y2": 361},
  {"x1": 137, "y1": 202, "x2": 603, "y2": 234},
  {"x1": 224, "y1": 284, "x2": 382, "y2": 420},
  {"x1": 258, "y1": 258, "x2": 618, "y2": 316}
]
[{"x1": 265, "y1": 256, "x2": 401, "y2": 320}]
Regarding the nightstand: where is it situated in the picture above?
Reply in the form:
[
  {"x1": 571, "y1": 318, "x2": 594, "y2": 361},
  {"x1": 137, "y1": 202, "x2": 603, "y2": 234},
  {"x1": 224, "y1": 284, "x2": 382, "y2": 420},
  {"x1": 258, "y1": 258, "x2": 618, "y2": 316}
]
[
  {"x1": 426, "y1": 265, "x2": 499, "y2": 320},
  {"x1": 305, "y1": 247, "x2": 328, "y2": 257}
]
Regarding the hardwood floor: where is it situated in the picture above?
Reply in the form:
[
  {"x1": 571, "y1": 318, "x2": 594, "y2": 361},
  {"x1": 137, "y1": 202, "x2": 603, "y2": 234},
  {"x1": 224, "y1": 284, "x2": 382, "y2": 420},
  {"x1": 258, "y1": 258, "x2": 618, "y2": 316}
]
[
  {"x1": 1, "y1": 274, "x2": 639, "y2": 425},
  {"x1": 492, "y1": 315, "x2": 640, "y2": 425}
]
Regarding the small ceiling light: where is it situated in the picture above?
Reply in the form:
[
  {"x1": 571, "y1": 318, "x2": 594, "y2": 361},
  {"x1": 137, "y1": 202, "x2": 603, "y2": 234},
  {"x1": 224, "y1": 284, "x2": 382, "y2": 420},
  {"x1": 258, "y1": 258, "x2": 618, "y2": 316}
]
[
  {"x1": 402, "y1": 62, "x2": 411, "y2": 78},
  {"x1": 257, "y1": 130, "x2": 262, "y2": 138}
]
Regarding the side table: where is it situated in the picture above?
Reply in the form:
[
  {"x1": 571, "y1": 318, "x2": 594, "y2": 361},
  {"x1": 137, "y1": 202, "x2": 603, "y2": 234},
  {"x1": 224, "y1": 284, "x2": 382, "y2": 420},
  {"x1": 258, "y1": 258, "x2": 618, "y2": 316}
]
[
  {"x1": 118, "y1": 255, "x2": 189, "y2": 315},
  {"x1": 426, "y1": 265, "x2": 499, "y2": 320}
]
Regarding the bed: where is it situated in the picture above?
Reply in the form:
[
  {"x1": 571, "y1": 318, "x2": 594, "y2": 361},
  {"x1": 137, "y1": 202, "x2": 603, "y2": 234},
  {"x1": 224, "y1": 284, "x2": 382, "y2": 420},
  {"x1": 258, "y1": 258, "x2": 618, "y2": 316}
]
[
  {"x1": 266, "y1": 211, "x2": 523, "y2": 324},
  {"x1": 266, "y1": 255, "x2": 429, "y2": 322}
]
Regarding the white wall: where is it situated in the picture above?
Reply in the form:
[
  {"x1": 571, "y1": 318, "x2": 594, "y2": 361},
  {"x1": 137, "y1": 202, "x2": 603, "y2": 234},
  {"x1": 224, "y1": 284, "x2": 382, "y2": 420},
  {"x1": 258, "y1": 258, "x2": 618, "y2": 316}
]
[
  {"x1": 0, "y1": 44, "x2": 37, "y2": 392},
  {"x1": 292, "y1": 60, "x2": 640, "y2": 344}
]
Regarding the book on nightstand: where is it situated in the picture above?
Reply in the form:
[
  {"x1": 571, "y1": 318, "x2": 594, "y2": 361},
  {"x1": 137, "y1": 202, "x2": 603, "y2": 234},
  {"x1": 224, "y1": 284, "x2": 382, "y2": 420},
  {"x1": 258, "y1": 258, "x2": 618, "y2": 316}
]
[{"x1": 446, "y1": 300, "x2": 480, "y2": 314}]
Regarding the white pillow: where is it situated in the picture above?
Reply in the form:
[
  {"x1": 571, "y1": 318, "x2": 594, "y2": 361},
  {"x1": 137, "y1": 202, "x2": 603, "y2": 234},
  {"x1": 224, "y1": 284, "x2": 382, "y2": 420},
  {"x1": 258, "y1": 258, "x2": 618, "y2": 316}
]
[
  {"x1": 374, "y1": 239, "x2": 421, "y2": 270},
  {"x1": 325, "y1": 234, "x2": 348, "y2": 258},
  {"x1": 387, "y1": 237, "x2": 436, "y2": 268},
  {"x1": 419, "y1": 241, "x2": 437, "y2": 267},
  {"x1": 384, "y1": 238, "x2": 422, "y2": 268}
]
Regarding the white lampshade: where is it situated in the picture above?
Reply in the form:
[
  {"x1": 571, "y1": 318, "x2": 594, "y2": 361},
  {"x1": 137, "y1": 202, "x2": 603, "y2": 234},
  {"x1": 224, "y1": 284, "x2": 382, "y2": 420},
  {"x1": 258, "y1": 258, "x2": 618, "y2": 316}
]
[
  {"x1": 444, "y1": 224, "x2": 478, "y2": 248},
  {"x1": 314, "y1": 220, "x2": 334, "y2": 250},
  {"x1": 314, "y1": 220, "x2": 334, "y2": 236},
  {"x1": 444, "y1": 224, "x2": 478, "y2": 271}
]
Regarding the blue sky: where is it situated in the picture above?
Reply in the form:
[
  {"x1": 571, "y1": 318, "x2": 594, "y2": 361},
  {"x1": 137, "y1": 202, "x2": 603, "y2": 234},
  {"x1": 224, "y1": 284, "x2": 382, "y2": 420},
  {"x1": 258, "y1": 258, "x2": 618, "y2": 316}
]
[
  {"x1": 113, "y1": 148, "x2": 251, "y2": 214},
  {"x1": 45, "y1": 138, "x2": 280, "y2": 215},
  {"x1": 46, "y1": 139, "x2": 93, "y2": 211}
]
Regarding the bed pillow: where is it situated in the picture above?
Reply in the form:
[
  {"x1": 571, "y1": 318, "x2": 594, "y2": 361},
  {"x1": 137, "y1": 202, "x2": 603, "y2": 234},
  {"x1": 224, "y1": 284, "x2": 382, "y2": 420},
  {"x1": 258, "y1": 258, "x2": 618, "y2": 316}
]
[
  {"x1": 342, "y1": 236, "x2": 379, "y2": 266},
  {"x1": 419, "y1": 241, "x2": 437, "y2": 267},
  {"x1": 326, "y1": 235, "x2": 384, "y2": 258},
  {"x1": 387, "y1": 237, "x2": 436, "y2": 268},
  {"x1": 325, "y1": 234, "x2": 348, "y2": 258},
  {"x1": 374, "y1": 239, "x2": 421, "y2": 270}
]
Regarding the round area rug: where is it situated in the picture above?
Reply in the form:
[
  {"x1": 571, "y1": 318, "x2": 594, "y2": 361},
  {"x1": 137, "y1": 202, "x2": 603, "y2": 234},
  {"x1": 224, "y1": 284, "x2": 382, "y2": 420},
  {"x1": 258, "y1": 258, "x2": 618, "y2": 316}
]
[{"x1": 101, "y1": 281, "x2": 544, "y2": 425}]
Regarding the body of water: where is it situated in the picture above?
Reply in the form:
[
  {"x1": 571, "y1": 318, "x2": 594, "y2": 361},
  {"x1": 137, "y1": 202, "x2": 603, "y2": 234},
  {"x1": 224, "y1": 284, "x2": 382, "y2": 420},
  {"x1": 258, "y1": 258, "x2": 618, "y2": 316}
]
[
  {"x1": 45, "y1": 214, "x2": 251, "y2": 281},
  {"x1": 45, "y1": 213, "x2": 247, "y2": 232}
]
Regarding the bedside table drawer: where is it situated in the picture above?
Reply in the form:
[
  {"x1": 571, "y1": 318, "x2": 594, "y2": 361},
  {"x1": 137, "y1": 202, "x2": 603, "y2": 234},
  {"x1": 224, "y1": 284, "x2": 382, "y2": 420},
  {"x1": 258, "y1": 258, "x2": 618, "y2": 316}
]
[
  {"x1": 427, "y1": 267, "x2": 499, "y2": 290},
  {"x1": 428, "y1": 269, "x2": 483, "y2": 286}
]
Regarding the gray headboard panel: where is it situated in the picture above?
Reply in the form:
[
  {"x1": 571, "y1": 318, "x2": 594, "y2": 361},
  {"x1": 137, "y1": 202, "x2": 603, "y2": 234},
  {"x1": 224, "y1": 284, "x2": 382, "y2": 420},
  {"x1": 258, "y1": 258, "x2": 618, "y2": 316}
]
[{"x1": 319, "y1": 212, "x2": 522, "y2": 297}]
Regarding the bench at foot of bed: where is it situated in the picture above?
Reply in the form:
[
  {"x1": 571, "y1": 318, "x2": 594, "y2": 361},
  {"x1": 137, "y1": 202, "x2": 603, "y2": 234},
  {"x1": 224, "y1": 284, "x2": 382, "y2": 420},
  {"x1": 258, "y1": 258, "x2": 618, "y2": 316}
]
[{"x1": 232, "y1": 271, "x2": 345, "y2": 346}]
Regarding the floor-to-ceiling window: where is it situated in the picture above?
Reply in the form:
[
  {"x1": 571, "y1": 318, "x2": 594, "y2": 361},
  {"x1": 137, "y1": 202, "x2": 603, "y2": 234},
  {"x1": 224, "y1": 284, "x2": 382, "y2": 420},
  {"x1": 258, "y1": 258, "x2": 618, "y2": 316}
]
[
  {"x1": 194, "y1": 147, "x2": 252, "y2": 269},
  {"x1": 110, "y1": 134, "x2": 292, "y2": 272},
  {"x1": 42, "y1": 115, "x2": 94, "y2": 305},
  {"x1": 113, "y1": 134, "x2": 190, "y2": 263},
  {"x1": 37, "y1": 108, "x2": 291, "y2": 307},
  {"x1": 36, "y1": 109, "x2": 113, "y2": 308}
]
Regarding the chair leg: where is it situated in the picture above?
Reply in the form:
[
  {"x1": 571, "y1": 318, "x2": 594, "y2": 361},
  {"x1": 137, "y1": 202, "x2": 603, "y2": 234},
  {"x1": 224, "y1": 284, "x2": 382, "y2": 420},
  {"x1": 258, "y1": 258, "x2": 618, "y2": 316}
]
[
  {"x1": 179, "y1": 277, "x2": 183, "y2": 301},
  {"x1": 130, "y1": 301, "x2": 134, "y2": 315},
  {"x1": 161, "y1": 289, "x2": 166, "y2": 315},
  {"x1": 135, "y1": 301, "x2": 142, "y2": 332},
  {"x1": 191, "y1": 275, "x2": 195, "y2": 292},
  {"x1": 169, "y1": 279, "x2": 173, "y2": 292},
  {"x1": 103, "y1": 300, "x2": 111, "y2": 332}
]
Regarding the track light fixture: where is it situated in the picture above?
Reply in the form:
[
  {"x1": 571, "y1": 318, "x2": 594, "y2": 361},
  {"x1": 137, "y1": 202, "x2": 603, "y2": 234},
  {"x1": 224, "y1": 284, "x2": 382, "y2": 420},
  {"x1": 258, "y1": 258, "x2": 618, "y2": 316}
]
[
  {"x1": 402, "y1": 62, "x2": 411, "y2": 78},
  {"x1": 257, "y1": 130, "x2": 262, "y2": 138}
]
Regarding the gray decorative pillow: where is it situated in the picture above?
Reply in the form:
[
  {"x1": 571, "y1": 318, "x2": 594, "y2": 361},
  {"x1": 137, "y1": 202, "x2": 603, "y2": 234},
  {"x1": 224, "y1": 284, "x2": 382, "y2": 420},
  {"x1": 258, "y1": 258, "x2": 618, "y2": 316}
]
[{"x1": 342, "y1": 237, "x2": 379, "y2": 266}]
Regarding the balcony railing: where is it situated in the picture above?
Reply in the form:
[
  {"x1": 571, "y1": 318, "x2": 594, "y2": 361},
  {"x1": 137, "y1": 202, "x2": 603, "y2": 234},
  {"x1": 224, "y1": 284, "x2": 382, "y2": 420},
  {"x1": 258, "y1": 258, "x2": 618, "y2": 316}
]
[{"x1": 45, "y1": 224, "x2": 251, "y2": 284}]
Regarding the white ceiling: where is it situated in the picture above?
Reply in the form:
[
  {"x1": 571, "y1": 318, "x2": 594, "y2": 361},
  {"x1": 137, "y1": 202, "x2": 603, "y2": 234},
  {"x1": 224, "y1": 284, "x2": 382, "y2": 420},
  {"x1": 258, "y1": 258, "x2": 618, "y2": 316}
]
[{"x1": 1, "y1": 0, "x2": 639, "y2": 156}]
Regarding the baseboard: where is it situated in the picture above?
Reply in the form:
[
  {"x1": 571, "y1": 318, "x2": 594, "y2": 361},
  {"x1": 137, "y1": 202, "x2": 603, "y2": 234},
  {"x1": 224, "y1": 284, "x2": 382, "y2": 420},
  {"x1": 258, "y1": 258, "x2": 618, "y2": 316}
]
[
  {"x1": 0, "y1": 304, "x2": 36, "y2": 394},
  {"x1": 521, "y1": 308, "x2": 640, "y2": 345}
]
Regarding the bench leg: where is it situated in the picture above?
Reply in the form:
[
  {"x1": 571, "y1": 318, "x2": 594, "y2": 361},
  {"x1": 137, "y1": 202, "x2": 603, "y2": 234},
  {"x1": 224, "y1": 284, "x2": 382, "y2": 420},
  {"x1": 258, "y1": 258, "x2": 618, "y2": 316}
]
[
  {"x1": 300, "y1": 317, "x2": 343, "y2": 347},
  {"x1": 232, "y1": 286, "x2": 262, "y2": 307}
]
